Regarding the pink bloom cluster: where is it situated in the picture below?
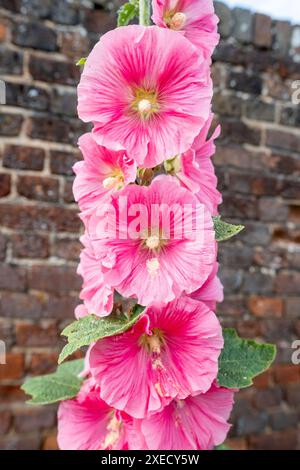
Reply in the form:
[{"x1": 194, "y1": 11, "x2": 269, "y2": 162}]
[{"x1": 58, "y1": 0, "x2": 235, "y2": 450}]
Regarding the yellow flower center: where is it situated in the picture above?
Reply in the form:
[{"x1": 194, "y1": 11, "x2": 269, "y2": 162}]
[
  {"x1": 131, "y1": 88, "x2": 159, "y2": 120},
  {"x1": 139, "y1": 328, "x2": 165, "y2": 354},
  {"x1": 102, "y1": 169, "x2": 125, "y2": 191},
  {"x1": 101, "y1": 413, "x2": 122, "y2": 449},
  {"x1": 164, "y1": 10, "x2": 187, "y2": 31}
]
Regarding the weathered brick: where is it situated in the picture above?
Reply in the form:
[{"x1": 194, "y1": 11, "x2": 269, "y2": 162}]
[
  {"x1": 214, "y1": 2, "x2": 233, "y2": 38},
  {"x1": 227, "y1": 71, "x2": 262, "y2": 95},
  {"x1": 16, "y1": 321, "x2": 60, "y2": 347},
  {"x1": 0, "y1": 352, "x2": 24, "y2": 380},
  {"x1": 232, "y1": 8, "x2": 253, "y2": 44},
  {"x1": 0, "y1": 264, "x2": 26, "y2": 291},
  {"x1": 266, "y1": 128, "x2": 300, "y2": 153},
  {"x1": 0, "y1": 173, "x2": 11, "y2": 197},
  {"x1": 0, "y1": 233, "x2": 6, "y2": 261},
  {"x1": 252, "y1": 370, "x2": 272, "y2": 389},
  {"x1": 6, "y1": 83, "x2": 50, "y2": 111},
  {"x1": 285, "y1": 383, "x2": 300, "y2": 406},
  {"x1": 29, "y1": 55, "x2": 80, "y2": 85},
  {"x1": 63, "y1": 179, "x2": 75, "y2": 203},
  {"x1": 28, "y1": 352, "x2": 58, "y2": 375},
  {"x1": 245, "y1": 100, "x2": 275, "y2": 122},
  {"x1": 52, "y1": 237, "x2": 81, "y2": 261},
  {"x1": 254, "y1": 14, "x2": 272, "y2": 48},
  {"x1": 219, "y1": 119, "x2": 261, "y2": 146},
  {"x1": 0, "y1": 204, "x2": 81, "y2": 233},
  {"x1": 285, "y1": 298, "x2": 300, "y2": 317},
  {"x1": 11, "y1": 233, "x2": 49, "y2": 259},
  {"x1": 3, "y1": 145, "x2": 45, "y2": 171},
  {"x1": 274, "y1": 21, "x2": 292, "y2": 56},
  {"x1": 58, "y1": 31, "x2": 89, "y2": 59},
  {"x1": 218, "y1": 244, "x2": 253, "y2": 268},
  {"x1": 28, "y1": 265, "x2": 80, "y2": 294},
  {"x1": 243, "y1": 271, "x2": 273, "y2": 295},
  {"x1": 274, "y1": 364, "x2": 300, "y2": 384},
  {"x1": 0, "y1": 47, "x2": 23, "y2": 74},
  {"x1": 212, "y1": 92, "x2": 243, "y2": 117},
  {"x1": 18, "y1": 0, "x2": 51, "y2": 18},
  {"x1": 250, "y1": 429, "x2": 298, "y2": 450},
  {"x1": 253, "y1": 386, "x2": 283, "y2": 410},
  {"x1": 17, "y1": 175, "x2": 59, "y2": 203},
  {"x1": 248, "y1": 296, "x2": 283, "y2": 318},
  {"x1": 0, "y1": 435, "x2": 41, "y2": 450},
  {"x1": 42, "y1": 433, "x2": 59, "y2": 450},
  {"x1": 14, "y1": 407, "x2": 56, "y2": 433},
  {"x1": 218, "y1": 267, "x2": 243, "y2": 294},
  {"x1": 275, "y1": 270, "x2": 300, "y2": 295},
  {"x1": 13, "y1": 21, "x2": 57, "y2": 51},
  {"x1": 258, "y1": 198, "x2": 289, "y2": 222},
  {"x1": 0, "y1": 114, "x2": 23, "y2": 136},
  {"x1": 50, "y1": 149, "x2": 81, "y2": 176},
  {"x1": 28, "y1": 115, "x2": 88, "y2": 145},
  {"x1": 50, "y1": 88, "x2": 77, "y2": 117},
  {"x1": 0, "y1": 410, "x2": 11, "y2": 434},
  {"x1": 269, "y1": 409, "x2": 298, "y2": 431},
  {"x1": 50, "y1": 0, "x2": 79, "y2": 25},
  {"x1": 0, "y1": 292, "x2": 44, "y2": 319},
  {"x1": 221, "y1": 193, "x2": 257, "y2": 219}
]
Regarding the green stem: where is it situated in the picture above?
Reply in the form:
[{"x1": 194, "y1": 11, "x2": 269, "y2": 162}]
[{"x1": 139, "y1": 0, "x2": 150, "y2": 26}]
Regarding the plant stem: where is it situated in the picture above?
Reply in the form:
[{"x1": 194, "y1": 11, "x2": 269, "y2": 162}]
[{"x1": 139, "y1": 0, "x2": 150, "y2": 26}]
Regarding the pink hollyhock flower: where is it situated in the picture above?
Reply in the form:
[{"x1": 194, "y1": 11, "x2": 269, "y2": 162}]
[
  {"x1": 57, "y1": 379, "x2": 128, "y2": 450},
  {"x1": 130, "y1": 383, "x2": 234, "y2": 450},
  {"x1": 89, "y1": 297, "x2": 223, "y2": 419},
  {"x1": 73, "y1": 133, "x2": 136, "y2": 219},
  {"x1": 165, "y1": 113, "x2": 221, "y2": 215},
  {"x1": 77, "y1": 25, "x2": 212, "y2": 168},
  {"x1": 152, "y1": 0, "x2": 219, "y2": 59},
  {"x1": 77, "y1": 234, "x2": 114, "y2": 317},
  {"x1": 189, "y1": 261, "x2": 223, "y2": 310},
  {"x1": 88, "y1": 177, "x2": 216, "y2": 305}
]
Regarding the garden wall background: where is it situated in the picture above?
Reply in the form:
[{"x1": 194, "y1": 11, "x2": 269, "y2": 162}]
[{"x1": 0, "y1": 0, "x2": 299, "y2": 450}]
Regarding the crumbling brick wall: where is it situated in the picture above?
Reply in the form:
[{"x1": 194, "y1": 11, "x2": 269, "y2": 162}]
[{"x1": 0, "y1": 0, "x2": 299, "y2": 450}]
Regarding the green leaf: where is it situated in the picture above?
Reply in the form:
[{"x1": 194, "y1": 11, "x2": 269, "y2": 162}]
[
  {"x1": 76, "y1": 57, "x2": 87, "y2": 66},
  {"x1": 59, "y1": 305, "x2": 145, "y2": 364},
  {"x1": 213, "y1": 216, "x2": 244, "y2": 242},
  {"x1": 218, "y1": 329, "x2": 276, "y2": 389},
  {"x1": 215, "y1": 444, "x2": 231, "y2": 450},
  {"x1": 117, "y1": 0, "x2": 139, "y2": 27},
  {"x1": 21, "y1": 359, "x2": 84, "y2": 405}
]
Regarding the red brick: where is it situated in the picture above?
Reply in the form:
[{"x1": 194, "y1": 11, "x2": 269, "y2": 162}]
[
  {"x1": 253, "y1": 386, "x2": 282, "y2": 410},
  {"x1": 17, "y1": 175, "x2": 59, "y2": 203},
  {"x1": 0, "y1": 23, "x2": 7, "y2": 42},
  {"x1": 0, "y1": 233, "x2": 7, "y2": 261},
  {"x1": 226, "y1": 438, "x2": 248, "y2": 450},
  {"x1": 0, "y1": 352, "x2": 24, "y2": 380},
  {"x1": 28, "y1": 115, "x2": 88, "y2": 145},
  {"x1": 16, "y1": 321, "x2": 60, "y2": 347},
  {"x1": 0, "y1": 435, "x2": 41, "y2": 450},
  {"x1": 274, "y1": 364, "x2": 300, "y2": 384},
  {"x1": 12, "y1": 233, "x2": 49, "y2": 259},
  {"x1": 29, "y1": 55, "x2": 80, "y2": 85},
  {"x1": 0, "y1": 114, "x2": 23, "y2": 136},
  {"x1": 3, "y1": 145, "x2": 45, "y2": 171},
  {"x1": 266, "y1": 128, "x2": 300, "y2": 152},
  {"x1": 0, "y1": 385, "x2": 25, "y2": 403},
  {"x1": 0, "y1": 410, "x2": 12, "y2": 434},
  {"x1": 13, "y1": 20, "x2": 57, "y2": 52},
  {"x1": 52, "y1": 237, "x2": 81, "y2": 261},
  {"x1": 250, "y1": 429, "x2": 298, "y2": 450},
  {"x1": 252, "y1": 370, "x2": 272, "y2": 389},
  {"x1": 63, "y1": 179, "x2": 75, "y2": 203},
  {"x1": 0, "y1": 263, "x2": 27, "y2": 291},
  {"x1": 50, "y1": 149, "x2": 81, "y2": 176},
  {"x1": 28, "y1": 352, "x2": 58, "y2": 376},
  {"x1": 0, "y1": 292, "x2": 45, "y2": 319},
  {"x1": 254, "y1": 14, "x2": 272, "y2": 48},
  {"x1": 275, "y1": 270, "x2": 300, "y2": 295},
  {"x1": 42, "y1": 433, "x2": 59, "y2": 450},
  {"x1": 58, "y1": 31, "x2": 89, "y2": 59},
  {"x1": 0, "y1": 204, "x2": 81, "y2": 233},
  {"x1": 248, "y1": 296, "x2": 283, "y2": 318},
  {"x1": 28, "y1": 265, "x2": 80, "y2": 294},
  {"x1": 285, "y1": 298, "x2": 300, "y2": 317},
  {"x1": 14, "y1": 407, "x2": 56, "y2": 433}
]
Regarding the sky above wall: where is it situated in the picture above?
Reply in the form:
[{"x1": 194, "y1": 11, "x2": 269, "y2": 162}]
[{"x1": 223, "y1": 0, "x2": 300, "y2": 23}]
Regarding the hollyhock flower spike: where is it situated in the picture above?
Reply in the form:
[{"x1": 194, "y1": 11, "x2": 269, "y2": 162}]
[
  {"x1": 77, "y1": 25, "x2": 212, "y2": 168},
  {"x1": 77, "y1": 234, "x2": 114, "y2": 317},
  {"x1": 164, "y1": 113, "x2": 222, "y2": 215},
  {"x1": 89, "y1": 297, "x2": 223, "y2": 419},
  {"x1": 73, "y1": 133, "x2": 136, "y2": 220},
  {"x1": 57, "y1": 379, "x2": 128, "y2": 450},
  {"x1": 130, "y1": 383, "x2": 234, "y2": 450},
  {"x1": 88, "y1": 176, "x2": 216, "y2": 305},
  {"x1": 152, "y1": 0, "x2": 219, "y2": 58}
]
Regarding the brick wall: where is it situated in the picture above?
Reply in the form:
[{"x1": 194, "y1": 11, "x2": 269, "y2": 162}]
[{"x1": 0, "y1": 0, "x2": 299, "y2": 450}]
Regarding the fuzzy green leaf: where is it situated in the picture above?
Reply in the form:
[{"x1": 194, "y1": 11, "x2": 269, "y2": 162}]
[
  {"x1": 59, "y1": 305, "x2": 145, "y2": 364},
  {"x1": 21, "y1": 359, "x2": 84, "y2": 405},
  {"x1": 76, "y1": 57, "x2": 87, "y2": 66},
  {"x1": 117, "y1": 0, "x2": 139, "y2": 27},
  {"x1": 213, "y1": 216, "x2": 244, "y2": 242},
  {"x1": 218, "y1": 329, "x2": 276, "y2": 389}
]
